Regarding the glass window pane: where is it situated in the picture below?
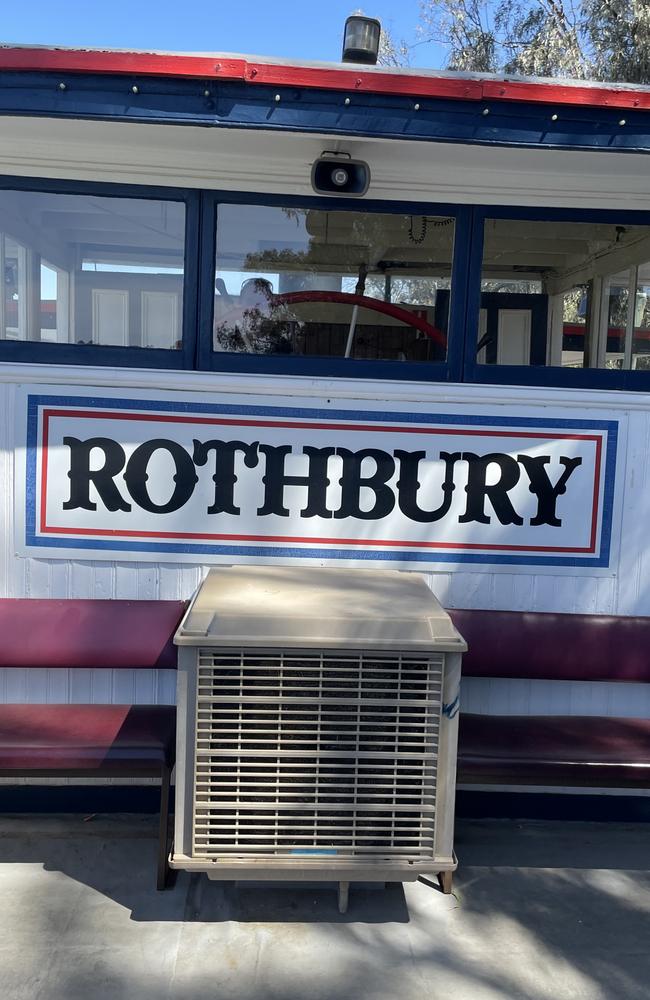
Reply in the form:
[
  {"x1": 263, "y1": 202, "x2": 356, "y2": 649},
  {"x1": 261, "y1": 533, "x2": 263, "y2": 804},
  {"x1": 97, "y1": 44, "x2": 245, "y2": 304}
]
[
  {"x1": 602, "y1": 269, "x2": 629, "y2": 370},
  {"x1": 214, "y1": 204, "x2": 454, "y2": 362},
  {"x1": 0, "y1": 190, "x2": 185, "y2": 349},
  {"x1": 3, "y1": 239, "x2": 27, "y2": 340},
  {"x1": 632, "y1": 264, "x2": 650, "y2": 369},
  {"x1": 478, "y1": 218, "x2": 650, "y2": 370}
]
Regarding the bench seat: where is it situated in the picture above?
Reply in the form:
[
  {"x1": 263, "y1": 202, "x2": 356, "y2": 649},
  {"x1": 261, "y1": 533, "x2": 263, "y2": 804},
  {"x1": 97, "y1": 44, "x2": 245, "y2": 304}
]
[
  {"x1": 0, "y1": 705, "x2": 176, "y2": 772},
  {"x1": 448, "y1": 608, "x2": 650, "y2": 796},
  {"x1": 0, "y1": 597, "x2": 187, "y2": 889},
  {"x1": 458, "y1": 713, "x2": 650, "y2": 788}
]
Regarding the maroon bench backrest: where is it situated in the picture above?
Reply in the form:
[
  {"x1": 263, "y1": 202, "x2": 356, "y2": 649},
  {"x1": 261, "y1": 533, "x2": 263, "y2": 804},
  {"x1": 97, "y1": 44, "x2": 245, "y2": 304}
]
[
  {"x1": 2, "y1": 599, "x2": 643, "y2": 681},
  {"x1": 449, "y1": 608, "x2": 650, "y2": 683},
  {"x1": 0, "y1": 599, "x2": 187, "y2": 670}
]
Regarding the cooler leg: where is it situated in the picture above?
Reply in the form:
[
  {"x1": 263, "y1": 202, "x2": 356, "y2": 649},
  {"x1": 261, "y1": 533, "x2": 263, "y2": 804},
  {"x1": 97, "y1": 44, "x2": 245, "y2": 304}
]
[
  {"x1": 157, "y1": 763, "x2": 172, "y2": 890},
  {"x1": 338, "y1": 881, "x2": 350, "y2": 914},
  {"x1": 438, "y1": 870, "x2": 453, "y2": 895}
]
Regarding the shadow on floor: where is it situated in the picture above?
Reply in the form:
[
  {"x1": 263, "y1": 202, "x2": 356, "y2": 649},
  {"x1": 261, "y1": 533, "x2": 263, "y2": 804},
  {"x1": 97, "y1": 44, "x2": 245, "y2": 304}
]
[
  {"x1": 1, "y1": 815, "x2": 649, "y2": 1000},
  {"x1": 0, "y1": 813, "x2": 411, "y2": 923}
]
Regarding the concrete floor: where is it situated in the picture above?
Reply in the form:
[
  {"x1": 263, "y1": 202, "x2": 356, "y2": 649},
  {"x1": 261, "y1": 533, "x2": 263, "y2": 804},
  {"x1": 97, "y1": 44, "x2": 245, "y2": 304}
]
[{"x1": 0, "y1": 815, "x2": 648, "y2": 1000}]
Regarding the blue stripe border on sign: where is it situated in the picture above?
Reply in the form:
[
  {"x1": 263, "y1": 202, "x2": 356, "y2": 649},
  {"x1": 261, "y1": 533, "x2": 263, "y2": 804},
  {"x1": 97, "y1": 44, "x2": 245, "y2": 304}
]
[{"x1": 24, "y1": 393, "x2": 619, "y2": 568}]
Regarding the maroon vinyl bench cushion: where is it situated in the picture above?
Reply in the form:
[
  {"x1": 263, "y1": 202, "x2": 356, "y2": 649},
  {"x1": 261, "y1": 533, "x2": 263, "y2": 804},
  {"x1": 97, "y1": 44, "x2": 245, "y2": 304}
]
[
  {"x1": 458, "y1": 713, "x2": 650, "y2": 788},
  {"x1": 447, "y1": 608, "x2": 650, "y2": 789},
  {"x1": 0, "y1": 704, "x2": 176, "y2": 772}
]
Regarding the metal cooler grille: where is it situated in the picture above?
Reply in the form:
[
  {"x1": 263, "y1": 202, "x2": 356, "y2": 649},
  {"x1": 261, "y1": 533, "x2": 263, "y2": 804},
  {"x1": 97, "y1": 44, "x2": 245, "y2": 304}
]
[{"x1": 192, "y1": 650, "x2": 444, "y2": 861}]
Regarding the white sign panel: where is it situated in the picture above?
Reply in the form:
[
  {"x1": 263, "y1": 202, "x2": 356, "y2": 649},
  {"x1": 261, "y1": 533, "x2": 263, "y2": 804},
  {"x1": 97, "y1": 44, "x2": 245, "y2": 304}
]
[{"x1": 16, "y1": 387, "x2": 620, "y2": 570}]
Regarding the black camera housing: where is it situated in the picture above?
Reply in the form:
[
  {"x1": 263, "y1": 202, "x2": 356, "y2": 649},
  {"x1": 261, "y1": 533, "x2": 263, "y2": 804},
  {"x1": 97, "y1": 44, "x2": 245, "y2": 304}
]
[{"x1": 311, "y1": 157, "x2": 370, "y2": 196}]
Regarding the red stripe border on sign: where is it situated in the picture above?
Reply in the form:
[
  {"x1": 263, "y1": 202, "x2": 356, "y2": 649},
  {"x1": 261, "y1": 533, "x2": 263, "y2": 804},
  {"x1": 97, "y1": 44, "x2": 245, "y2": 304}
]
[{"x1": 38, "y1": 408, "x2": 603, "y2": 555}]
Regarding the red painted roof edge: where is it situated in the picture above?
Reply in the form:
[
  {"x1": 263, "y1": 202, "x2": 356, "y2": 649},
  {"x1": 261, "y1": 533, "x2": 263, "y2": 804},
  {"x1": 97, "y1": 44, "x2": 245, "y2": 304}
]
[{"x1": 2, "y1": 44, "x2": 650, "y2": 112}]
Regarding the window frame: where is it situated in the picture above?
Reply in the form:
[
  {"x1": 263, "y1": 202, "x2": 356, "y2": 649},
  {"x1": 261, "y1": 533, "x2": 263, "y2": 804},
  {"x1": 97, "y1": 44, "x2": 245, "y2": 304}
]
[
  {"x1": 463, "y1": 204, "x2": 650, "y2": 391},
  {"x1": 0, "y1": 175, "x2": 200, "y2": 369},
  {"x1": 197, "y1": 190, "x2": 471, "y2": 382},
  {"x1": 7, "y1": 177, "x2": 650, "y2": 392}
]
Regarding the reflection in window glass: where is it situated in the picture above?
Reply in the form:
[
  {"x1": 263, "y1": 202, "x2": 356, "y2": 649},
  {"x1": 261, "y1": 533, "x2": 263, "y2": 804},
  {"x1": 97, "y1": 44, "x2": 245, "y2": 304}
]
[
  {"x1": 214, "y1": 205, "x2": 455, "y2": 362},
  {"x1": 3, "y1": 239, "x2": 27, "y2": 340},
  {"x1": 478, "y1": 218, "x2": 650, "y2": 369},
  {"x1": 601, "y1": 266, "x2": 650, "y2": 370},
  {"x1": 0, "y1": 190, "x2": 185, "y2": 349},
  {"x1": 634, "y1": 270, "x2": 650, "y2": 370},
  {"x1": 602, "y1": 270, "x2": 630, "y2": 370}
]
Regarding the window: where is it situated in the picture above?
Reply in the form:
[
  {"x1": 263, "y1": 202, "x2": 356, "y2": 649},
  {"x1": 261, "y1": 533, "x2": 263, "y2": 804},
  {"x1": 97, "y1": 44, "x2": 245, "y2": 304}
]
[
  {"x1": 0, "y1": 188, "x2": 186, "y2": 351},
  {"x1": 7, "y1": 181, "x2": 650, "y2": 392},
  {"x1": 476, "y1": 216, "x2": 650, "y2": 373},
  {"x1": 212, "y1": 203, "x2": 455, "y2": 365}
]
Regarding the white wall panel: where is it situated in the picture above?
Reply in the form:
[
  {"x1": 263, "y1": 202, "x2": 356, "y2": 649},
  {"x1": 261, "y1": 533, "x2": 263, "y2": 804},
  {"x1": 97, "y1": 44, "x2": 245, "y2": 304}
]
[
  {"x1": 462, "y1": 677, "x2": 650, "y2": 718},
  {"x1": 0, "y1": 668, "x2": 177, "y2": 705},
  {"x1": 616, "y1": 409, "x2": 650, "y2": 615},
  {"x1": 7, "y1": 116, "x2": 650, "y2": 213}
]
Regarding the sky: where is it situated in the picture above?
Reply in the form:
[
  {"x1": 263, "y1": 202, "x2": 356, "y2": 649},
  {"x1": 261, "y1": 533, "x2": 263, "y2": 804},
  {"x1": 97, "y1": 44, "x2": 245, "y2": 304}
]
[{"x1": 0, "y1": 0, "x2": 446, "y2": 69}]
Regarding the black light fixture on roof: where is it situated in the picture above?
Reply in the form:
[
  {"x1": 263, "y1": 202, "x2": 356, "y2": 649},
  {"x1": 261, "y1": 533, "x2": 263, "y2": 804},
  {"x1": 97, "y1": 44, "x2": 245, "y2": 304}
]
[{"x1": 342, "y1": 14, "x2": 381, "y2": 65}]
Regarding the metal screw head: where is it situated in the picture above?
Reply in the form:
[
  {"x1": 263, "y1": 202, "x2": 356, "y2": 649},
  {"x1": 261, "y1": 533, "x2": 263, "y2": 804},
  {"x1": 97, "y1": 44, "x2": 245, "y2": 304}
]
[
  {"x1": 58, "y1": 82, "x2": 66, "y2": 91},
  {"x1": 414, "y1": 103, "x2": 420, "y2": 111},
  {"x1": 274, "y1": 94, "x2": 281, "y2": 102},
  {"x1": 204, "y1": 89, "x2": 210, "y2": 97},
  {"x1": 619, "y1": 119, "x2": 627, "y2": 126},
  {"x1": 551, "y1": 113, "x2": 559, "y2": 121},
  {"x1": 344, "y1": 97, "x2": 351, "y2": 106},
  {"x1": 482, "y1": 107, "x2": 490, "y2": 116},
  {"x1": 131, "y1": 85, "x2": 139, "y2": 94}
]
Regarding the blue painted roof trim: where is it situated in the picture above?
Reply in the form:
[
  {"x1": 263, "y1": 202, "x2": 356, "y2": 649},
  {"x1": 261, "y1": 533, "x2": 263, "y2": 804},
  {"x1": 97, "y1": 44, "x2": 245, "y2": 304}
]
[{"x1": 1, "y1": 71, "x2": 649, "y2": 153}]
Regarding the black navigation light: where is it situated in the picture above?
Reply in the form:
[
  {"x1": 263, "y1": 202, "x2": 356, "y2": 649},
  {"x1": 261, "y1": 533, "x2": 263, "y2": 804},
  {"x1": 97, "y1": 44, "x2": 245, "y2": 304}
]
[
  {"x1": 311, "y1": 153, "x2": 370, "y2": 196},
  {"x1": 342, "y1": 15, "x2": 381, "y2": 65}
]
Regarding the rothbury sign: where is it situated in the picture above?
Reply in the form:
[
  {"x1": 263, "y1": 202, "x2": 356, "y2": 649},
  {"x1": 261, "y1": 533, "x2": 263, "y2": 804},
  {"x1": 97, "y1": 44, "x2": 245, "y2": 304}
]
[{"x1": 17, "y1": 388, "x2": 618, "y2": 569}]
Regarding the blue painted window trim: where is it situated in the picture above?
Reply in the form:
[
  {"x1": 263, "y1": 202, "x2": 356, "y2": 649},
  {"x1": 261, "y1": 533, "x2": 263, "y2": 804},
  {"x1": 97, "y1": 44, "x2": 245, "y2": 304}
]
[{"x1": 0, "y1": 174, "x2": 200, "y2": 371}]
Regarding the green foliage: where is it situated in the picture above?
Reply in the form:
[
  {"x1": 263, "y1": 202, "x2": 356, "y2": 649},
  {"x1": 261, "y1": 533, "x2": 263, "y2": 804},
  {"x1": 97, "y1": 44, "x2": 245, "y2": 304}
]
[
  {"x1": 583, "y1": 0, "x2": 650, "y2": 84},
  {"x1": 382, "y1": 0, "x2": 650, "y2": 84}
]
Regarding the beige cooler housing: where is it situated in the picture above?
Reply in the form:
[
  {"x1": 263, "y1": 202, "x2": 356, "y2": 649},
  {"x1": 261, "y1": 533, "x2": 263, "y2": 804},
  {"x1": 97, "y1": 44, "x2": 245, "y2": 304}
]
[{"x1": 171, "y1": 566, "x2": 466, "y2": 889}]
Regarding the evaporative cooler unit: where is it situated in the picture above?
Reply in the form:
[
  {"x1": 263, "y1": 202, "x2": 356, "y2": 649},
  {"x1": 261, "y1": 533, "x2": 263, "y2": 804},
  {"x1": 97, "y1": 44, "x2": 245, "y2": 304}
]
[{"x1": 170, "y1": 566, "x2": 466, "y2": 910}]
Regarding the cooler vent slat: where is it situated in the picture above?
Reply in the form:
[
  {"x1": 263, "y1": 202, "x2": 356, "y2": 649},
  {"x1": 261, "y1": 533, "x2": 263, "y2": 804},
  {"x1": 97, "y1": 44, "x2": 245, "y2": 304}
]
[{"x1": 191, "y1": 650, "x2": 443, "y2": 861}]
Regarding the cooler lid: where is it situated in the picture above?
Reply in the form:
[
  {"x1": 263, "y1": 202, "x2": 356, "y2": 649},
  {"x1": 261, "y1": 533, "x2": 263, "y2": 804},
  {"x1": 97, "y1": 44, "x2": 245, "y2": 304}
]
[{"x1": 175, "y1": 566, "x2": 467, "y2": 652}]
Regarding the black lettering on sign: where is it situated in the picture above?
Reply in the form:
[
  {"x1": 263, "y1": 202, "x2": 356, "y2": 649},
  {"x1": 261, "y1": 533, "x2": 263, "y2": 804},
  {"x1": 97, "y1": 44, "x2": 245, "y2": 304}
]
[
  {"x1": 59, "y1": 434, "x2": 589, "y2": 531},
  {"x1": 63, "y1": 436, "x2": 131, "y2": 512},
  {"x1": 335, "y1": 448, "x2": 396, "y2": 520},
  {"x1": 395, "y1": 450, "x2": 461, "y2": 522},
  {"x1": 257, "y1": 445, "x2": 336, "y2": 518},
  {"x1": 192, "y1": 440, "x2": 260, "y2": 515},
  {"x1": 124, "y1": 439, "x2": 198, "y2": 514},
  {"x1": 517, "y1": 454, "x2": 583, "y2": 526},
  {"x1": 459, "y1": 452, "x2": 524, "y2": 526}
]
